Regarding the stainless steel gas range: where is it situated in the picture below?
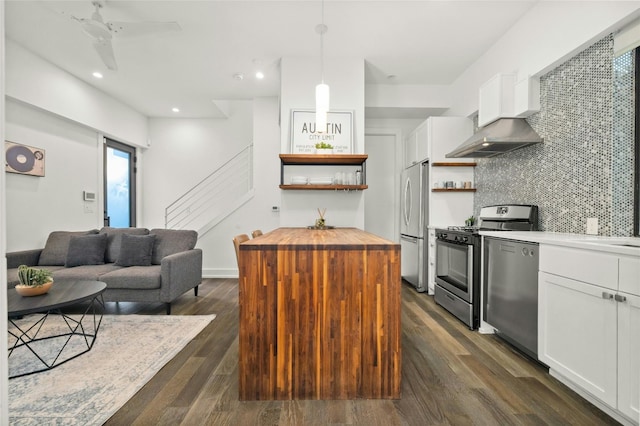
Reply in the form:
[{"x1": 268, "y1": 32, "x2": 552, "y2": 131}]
[{"x1": 434, "y1": 204, "x2": 538, "y2": 329}]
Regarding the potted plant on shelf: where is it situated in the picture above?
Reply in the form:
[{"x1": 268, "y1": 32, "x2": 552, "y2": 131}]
[
  {"x1": 315, "y1": 142, "x2": 333, "y2": 154},
  {"x1": 15, "y1": 264, "x2": 54, "y2": 296}
]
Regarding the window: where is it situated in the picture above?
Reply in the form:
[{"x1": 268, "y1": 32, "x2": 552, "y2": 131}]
[{"x1": 104, "y1": 138, "x2": 136, "y2": 227}]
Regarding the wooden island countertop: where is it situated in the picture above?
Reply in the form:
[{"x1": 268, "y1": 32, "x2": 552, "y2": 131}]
[
  {"x1": 238, "y1": 227, "x2": 401, "y2": 400},
  {"x1": 240, "y1": 226, "x2": 396, "y2": 249}
]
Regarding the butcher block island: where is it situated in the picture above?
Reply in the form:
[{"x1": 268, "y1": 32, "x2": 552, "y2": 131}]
[{"x1": 238, "y1": 227, "x2": 401, "y2": 400}]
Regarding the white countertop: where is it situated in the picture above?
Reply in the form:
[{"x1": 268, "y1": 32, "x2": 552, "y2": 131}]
[{"x1": 479, "y1": 231, "x2": 640, "y2": 257}]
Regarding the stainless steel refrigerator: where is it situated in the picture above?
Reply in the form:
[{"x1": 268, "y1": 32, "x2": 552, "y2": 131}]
[{"x1": 400, "y1": 161, "x2": 428, "y2": 292}]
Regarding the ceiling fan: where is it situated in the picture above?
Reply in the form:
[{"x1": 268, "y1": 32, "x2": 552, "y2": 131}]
[{"x1": 68, "y1": 0, "x2": 181, "y2": 71}]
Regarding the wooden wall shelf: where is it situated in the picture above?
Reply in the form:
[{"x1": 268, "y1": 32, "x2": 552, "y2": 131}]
[
  {"x1": 280, "y1": 184, "x2": 368, "y2": 191},
  {"x1": 432, "y1": 188, "x2": 476, "y2": 192},
  {"x1": 280, "y1": 154, "x2": 368, "y2": 190},
  {"x1": 432, "y1": 162, "x2": 477, "y2": 167},
  {"x1": 280, "y1": 154, "x2": 368, "y2": 165}
]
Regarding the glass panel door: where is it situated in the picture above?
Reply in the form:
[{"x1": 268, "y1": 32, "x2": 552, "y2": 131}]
[{"x1": 104, "y1": 138, "x2": 136, "y2": 227}]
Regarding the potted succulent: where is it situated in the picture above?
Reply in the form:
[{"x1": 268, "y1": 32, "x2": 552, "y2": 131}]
[
  {"x1": 15, "y1": 264, "x2": 54, "y2": 296},
  {"x1": 315, "y1": 142, "x2": 333, "y2": 154}
]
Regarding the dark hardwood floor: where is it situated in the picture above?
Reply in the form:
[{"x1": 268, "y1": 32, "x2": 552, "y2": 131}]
[{"x1": 102, "y1": 278, "x2": 619, "y2": 425}]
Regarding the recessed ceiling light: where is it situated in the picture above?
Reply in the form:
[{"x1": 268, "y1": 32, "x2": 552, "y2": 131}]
[
  {"x1": 233, "y1": 73, "x2": 244, "y2": 80},
  {"x1": 172, "y1": 107, "x2": 180, "y2": 113},
  {"x1": 255, "y1": 71, "x2": 265, "y2": 79},
  {"x1": 92, "y1": 72, "x2": 103, "y2": 79}
]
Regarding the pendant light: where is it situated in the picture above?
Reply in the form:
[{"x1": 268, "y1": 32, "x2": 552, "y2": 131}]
[{"x1": 315, "y1": 0, "x2": 329, "y2": 133}]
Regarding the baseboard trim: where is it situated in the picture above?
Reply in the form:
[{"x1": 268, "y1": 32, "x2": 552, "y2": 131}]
[
  {"x1": 202, "y1": 268, "x2": 237, "y2": 279},
  {"x1": 549, "y1": 369, "x2": 637, "y2": 426}
]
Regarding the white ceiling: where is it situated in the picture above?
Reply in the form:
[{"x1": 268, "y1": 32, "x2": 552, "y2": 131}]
[{"x1": 5, "y1": 0, "x2": 538, "y2": 118}]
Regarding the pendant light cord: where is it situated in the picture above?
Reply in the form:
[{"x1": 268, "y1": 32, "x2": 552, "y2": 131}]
[{"x1": 320, "y1": 0, "x2": 325, "y2": 84}]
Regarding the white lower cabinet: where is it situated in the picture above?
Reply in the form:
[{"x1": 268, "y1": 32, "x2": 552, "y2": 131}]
[
  {"x1": 539, "y1": 245, "x2": 640, "y2": 425},
  {"x1": 539, "y1": 271, "x2": 618, "y2": 406},
  {"x1": 618, "y1": 291, "x2": 640, "y2": 421}
]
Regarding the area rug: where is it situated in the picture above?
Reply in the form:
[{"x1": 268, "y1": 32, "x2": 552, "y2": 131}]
[{"x1": 8, "y1": 314, "x2": 215, "y2": 425}]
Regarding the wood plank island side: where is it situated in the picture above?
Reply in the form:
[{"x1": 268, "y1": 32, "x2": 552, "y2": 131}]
[{"x1": 238, "y1": 227, "x2": 401, "y2": 400}]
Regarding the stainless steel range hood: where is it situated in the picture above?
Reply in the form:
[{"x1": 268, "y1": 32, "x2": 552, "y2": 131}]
[{"x1": 446, "y1": 118, "x2": 543, "y2": 158}]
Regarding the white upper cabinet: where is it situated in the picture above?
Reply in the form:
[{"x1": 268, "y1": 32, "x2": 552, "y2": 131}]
[
  {"x1": 404, "y1": 116, "x2": 474, "y2": 167},
  {"x1": 478, "y1": 73, "x2": 541, "y2": 127},
  {"x1": 478, "y1": 73, "x2": 516, "y2": 127},
  {"x1": 404, "y1": 129, "x2": 418, "y2": 168}
]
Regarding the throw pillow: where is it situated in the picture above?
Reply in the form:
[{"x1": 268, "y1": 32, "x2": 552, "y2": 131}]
[
  {"x1": 115, "y1": 234, "x2": 156, "y2": 267},
  {"x1": 99, "y1": 227, "x2": 150, "y2": 263},
  {"x1": 149, "y1": 229, "x2": 198, "y2": 265},
  {"x1": 65, "y1": 233, "x2": 108, "y2": 267},
  {"x1": 39, "y1": 229, "x2": 99, "y2": 266}
]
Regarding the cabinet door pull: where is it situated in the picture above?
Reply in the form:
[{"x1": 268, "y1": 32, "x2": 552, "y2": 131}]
[
  {"x1": 614, "y1": 294, "x2": 627, "y2": 303},
  {"x1": 601, "y1": 291, "x2": 614, "y2": 300}
]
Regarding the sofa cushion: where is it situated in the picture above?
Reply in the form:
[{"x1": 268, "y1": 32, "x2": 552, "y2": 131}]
[
  {"x1": 38, "y1": 230, "x2": 99, "y2": 266},
  {"x1": 66, "y1": 233, "x2": 108, "y2": 267},
  {"x1": 100, "y1": 227, "x2": 150, "y2": 263},
  {"x1": 51, "y1": 264, "x2": 123, "y2": 282},
  {"x1": 115, "y1": 234, "x2": 156, "y2": 267},
  {"x1": 149, "y1": 229, "x2": 198, "y2": 265},
  {"x1": 99, "y1": 265, "x2": 162, "y2": 290}
]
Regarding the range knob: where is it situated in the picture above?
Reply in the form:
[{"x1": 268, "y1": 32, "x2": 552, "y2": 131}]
[{"x1": 462, "y1": 236, "x2": 469, "y2": 243}]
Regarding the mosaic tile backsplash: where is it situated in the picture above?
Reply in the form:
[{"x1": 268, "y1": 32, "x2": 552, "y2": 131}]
[{"x1": 474, "y1": 35, "x2": 635, "y2": 236}]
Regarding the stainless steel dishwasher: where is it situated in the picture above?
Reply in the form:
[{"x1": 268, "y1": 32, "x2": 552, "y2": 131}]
[{"x1": 484, "y1": 237, "x2": 539, "y2": 360}]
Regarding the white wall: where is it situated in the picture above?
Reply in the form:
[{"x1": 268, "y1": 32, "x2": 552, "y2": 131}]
[
  {"x1": 1, "y1": 2, "x2": 9, "y2": 422},
  {"x1": 143, "y1": 102, "x2": 253, "y2": 228},
  {"x1": 5, "y1": 99, "x2": 103, "y2": 251},
  {"x1": 5, "y1": 40, "x2": 148, "y2": 148},
  {"x1": 365, "y1": 84, "x2": 451, "y2": 109},
  {"x1": 143, "y1": 99, "x2": 281, "y2": 276},
  {"x1": 365, "y1": 118, "x2": 424, "y2": 142},
  {"x1": 279, "y1": 56, "x2": 366, "y2": 228},
  {"x1": 447, "y1": 1, "x2": 640, "y2": 117}
]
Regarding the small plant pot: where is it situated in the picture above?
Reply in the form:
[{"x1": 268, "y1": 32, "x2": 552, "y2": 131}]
[
  {"x1": 315, "y1": 148, "x2": 333, "y2": 155},
  {"x1": 15, "y1": 281, "x2": 54, "y2": 297}
]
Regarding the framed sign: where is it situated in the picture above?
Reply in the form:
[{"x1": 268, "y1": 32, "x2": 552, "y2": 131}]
[
  {"x1": 5, "y1": 141, "x2": 46, "y2": 177},
  {"x1": 290, "y1": 110, "x2": 353, "y2": 154}
]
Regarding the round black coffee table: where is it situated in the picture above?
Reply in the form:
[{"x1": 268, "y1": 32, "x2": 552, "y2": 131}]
[{"x1": 7, "y1": 280, "x2": 106, "y2": 379}]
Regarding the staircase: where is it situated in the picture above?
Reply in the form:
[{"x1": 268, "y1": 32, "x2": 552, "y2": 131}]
[{"x1": 165, "y1": 144, "x2": 254, "y2": 236}]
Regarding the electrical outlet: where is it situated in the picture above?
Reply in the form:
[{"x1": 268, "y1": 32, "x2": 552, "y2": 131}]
[{"x1": 586, "y1": 218, "x2": 598, "y2": 235}]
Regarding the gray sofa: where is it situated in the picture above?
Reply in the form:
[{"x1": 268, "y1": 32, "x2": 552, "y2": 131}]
[{"x1": 6, "y1": 227, "x2": 202, "y2": 314}]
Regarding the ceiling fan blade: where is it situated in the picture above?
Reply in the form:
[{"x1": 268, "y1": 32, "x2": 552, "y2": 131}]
[
  {"x1": 93, "y1": 39, "x2": 118, "y2": 71},
  {"x1": 107, "y1": 21, "x2": 181, "y2": 37}
]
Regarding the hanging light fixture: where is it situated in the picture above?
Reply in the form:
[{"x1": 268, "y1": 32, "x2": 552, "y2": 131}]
[{"x1": 315, "y1": 0, "x2": 329, "y2": 133}]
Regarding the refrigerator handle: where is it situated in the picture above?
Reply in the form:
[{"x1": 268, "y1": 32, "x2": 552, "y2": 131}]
[{"x1": 404, "y1": 177, "x2": 412, "y2": 227}]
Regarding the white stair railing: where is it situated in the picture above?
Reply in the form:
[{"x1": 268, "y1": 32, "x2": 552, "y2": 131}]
[{"x1": 165, "y1": 144, "x2": 254, "y2": 235}]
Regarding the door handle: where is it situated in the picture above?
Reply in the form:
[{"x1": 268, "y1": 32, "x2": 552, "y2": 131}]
[
  {"x1": 601, "y1": 291, "x2": 614, "y2": 300},
  {"x1": 614, "y1": 294, "x2": 627, "y2": 303},
  {"x1": 401, "y1": 235, "x2": 418, "y2": 244},
  {"x1": 404, "y1": 178, "x2": 412, "y2": 226}
]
